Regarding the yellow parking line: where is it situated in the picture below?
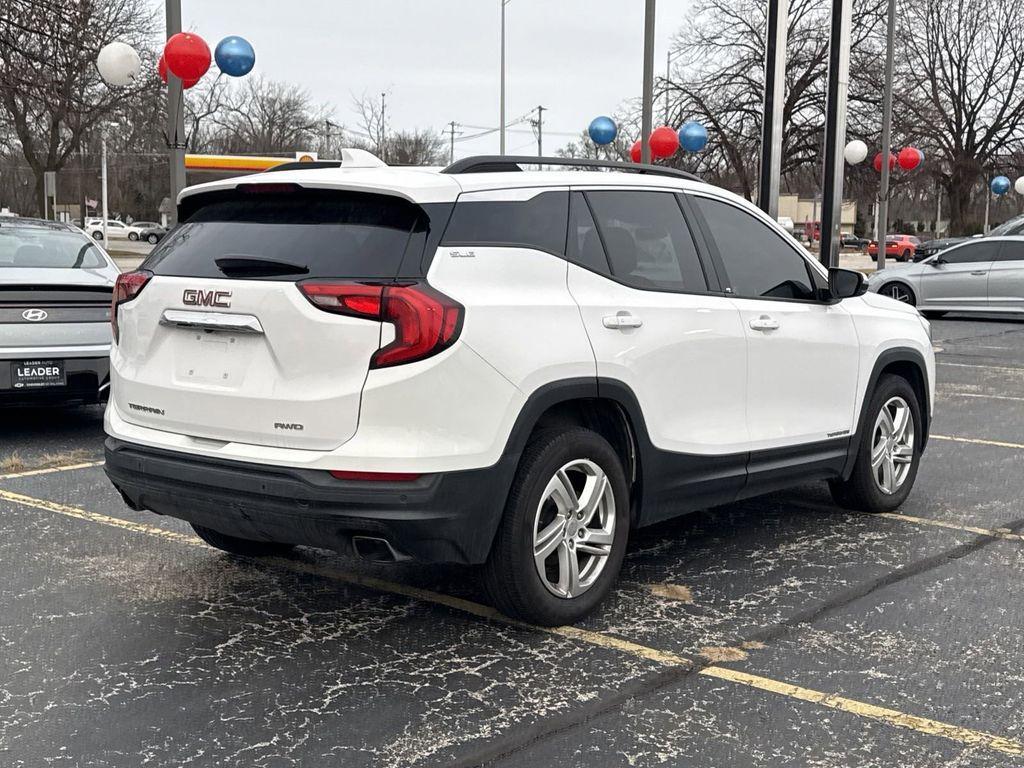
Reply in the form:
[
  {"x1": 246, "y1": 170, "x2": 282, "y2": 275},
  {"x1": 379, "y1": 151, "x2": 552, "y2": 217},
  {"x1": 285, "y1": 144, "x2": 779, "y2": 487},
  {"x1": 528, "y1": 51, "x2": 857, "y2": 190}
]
[
  {"x1": 699, "y1": 666, "x2": 1023, "y2": 756},
  {"x1": 875, "y1": 512, "x2": 1024, "y2": 542},
  {"x1": 931, "y1": 434, "x2": 1024, "y2": 450},
  {"x1": 938, "y1": 391, "x2": 1024, "y2": 403},
  {"x1": 0, "y1": 460, "x2": 105, "y2": 481},
  {"x1": 3, "y1": 487, "x2": 1023, "y2": 757},
  {"x1": 938, "y1": 362, "x2": 1024, "y2": 374}
]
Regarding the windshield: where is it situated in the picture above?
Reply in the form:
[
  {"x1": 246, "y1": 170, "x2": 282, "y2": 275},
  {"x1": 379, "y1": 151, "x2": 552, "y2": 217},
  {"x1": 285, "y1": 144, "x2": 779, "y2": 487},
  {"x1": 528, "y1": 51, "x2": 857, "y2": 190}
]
[
  {"x1": 0, "y1": 227, "x2": 107, "y2": 269},
  {"x1": 988, "y1": 214, "x2": 1024, "y2": 236}
]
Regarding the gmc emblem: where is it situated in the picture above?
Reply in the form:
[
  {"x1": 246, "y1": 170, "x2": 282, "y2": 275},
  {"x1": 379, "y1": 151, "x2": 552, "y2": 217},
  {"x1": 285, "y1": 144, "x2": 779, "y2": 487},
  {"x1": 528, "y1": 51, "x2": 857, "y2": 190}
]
[{"x1": 183, "y1": 289, "x2": 232, "y2": 308}]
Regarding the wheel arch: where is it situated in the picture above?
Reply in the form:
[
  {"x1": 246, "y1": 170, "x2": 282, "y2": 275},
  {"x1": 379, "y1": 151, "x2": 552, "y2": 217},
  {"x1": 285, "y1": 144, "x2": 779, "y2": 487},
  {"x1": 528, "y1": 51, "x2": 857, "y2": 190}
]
[
  {"x1": 878, "y1": 280, "x2": 917, "y2": 305},
  {"x1": 843, "y1": 348, "x2": 931, "y2": 479}
]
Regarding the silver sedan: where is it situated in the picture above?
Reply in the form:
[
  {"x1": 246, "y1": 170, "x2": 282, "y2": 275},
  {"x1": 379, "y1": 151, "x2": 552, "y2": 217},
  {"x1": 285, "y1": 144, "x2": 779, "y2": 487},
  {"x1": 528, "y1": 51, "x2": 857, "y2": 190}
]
[
  {"x1": 1, "y1": 217, "x2": 120, "y2": 405},
  {"x1": 867, "y1": 235, "x2": 1024, "y2": 317}
]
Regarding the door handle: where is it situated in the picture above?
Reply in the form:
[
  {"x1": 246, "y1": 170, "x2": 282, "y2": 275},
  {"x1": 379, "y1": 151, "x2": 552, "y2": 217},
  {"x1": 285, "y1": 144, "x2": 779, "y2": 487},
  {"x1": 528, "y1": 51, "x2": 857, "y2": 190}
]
[
  {"x1": 603, "y1": 312, "x2": 643, "y2": 329},
  {"x1": 971, "y1": 270, "x2": 987, "y2": 276},
  {"x1": 749, "y1": 315, "x2": 780, "y2": 332}
]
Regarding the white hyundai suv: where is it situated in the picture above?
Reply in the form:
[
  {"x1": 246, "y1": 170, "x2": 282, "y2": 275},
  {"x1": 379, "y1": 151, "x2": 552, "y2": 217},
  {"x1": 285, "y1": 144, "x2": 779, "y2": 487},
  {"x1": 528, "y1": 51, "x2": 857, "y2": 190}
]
[{"x1": 104, "y1": 155, "x2": 935, "y2": 626}]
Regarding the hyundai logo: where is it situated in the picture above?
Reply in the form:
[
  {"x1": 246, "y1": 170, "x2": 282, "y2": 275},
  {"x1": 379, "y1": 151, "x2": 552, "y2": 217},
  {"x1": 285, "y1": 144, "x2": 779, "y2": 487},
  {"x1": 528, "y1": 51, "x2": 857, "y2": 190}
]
[{"x1": 22, "y1": 308, "x2": 47, "y2": 322}]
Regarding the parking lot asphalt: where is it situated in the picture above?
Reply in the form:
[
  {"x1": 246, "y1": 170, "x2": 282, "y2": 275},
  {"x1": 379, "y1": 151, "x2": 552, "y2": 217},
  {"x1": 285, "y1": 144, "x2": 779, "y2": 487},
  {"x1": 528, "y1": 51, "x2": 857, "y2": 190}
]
[{"x1": 2, "y1": 315, "x2": 1023, "y2": 767}]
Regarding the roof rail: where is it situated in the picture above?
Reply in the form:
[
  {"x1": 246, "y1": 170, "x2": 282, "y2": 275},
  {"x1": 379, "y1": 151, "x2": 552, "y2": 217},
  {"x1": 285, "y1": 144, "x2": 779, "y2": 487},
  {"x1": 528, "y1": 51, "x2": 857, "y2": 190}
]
[{"x1": 441, "y1": 155, "x2": 700, "y2": 182}]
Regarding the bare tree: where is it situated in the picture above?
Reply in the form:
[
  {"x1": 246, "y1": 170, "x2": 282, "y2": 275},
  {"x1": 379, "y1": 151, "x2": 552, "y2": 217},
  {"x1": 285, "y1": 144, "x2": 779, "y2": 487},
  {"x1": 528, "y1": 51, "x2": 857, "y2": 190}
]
[
  {"x1": 0, "y1": 0, "x2": 158, "y2": 215},
  {"x1": 897, "y1": 0, "x2": 1024, "y2": 233}
]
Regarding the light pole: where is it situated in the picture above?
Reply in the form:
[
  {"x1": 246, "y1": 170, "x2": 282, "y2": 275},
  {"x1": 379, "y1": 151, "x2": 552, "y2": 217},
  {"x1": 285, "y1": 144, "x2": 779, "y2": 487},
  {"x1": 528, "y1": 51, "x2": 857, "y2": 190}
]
[
  {"x1": 875, "y1": 0, "x2": 896, "y2": 272},
  {"x1": 165, "y1": 0, "x2": 186, "y2": 226},
  {"x1": 818, "y1": 0, "x2": 852, "y2": 267},
  {"x1": 665, "y1": 49, "x2": 681, "y2": 123},
  {"x1": 500, "y1": 0, "x2": 511, "y2": 155},
  {"x1": 758, "y1": 0, "x2": 789, "y2": 219},
  {"x1": 641, "y1": 0, "x2": 656, "y2": 164},
  {"x1": 101, "y1": 134, "x2": 108, "y2": 249}
]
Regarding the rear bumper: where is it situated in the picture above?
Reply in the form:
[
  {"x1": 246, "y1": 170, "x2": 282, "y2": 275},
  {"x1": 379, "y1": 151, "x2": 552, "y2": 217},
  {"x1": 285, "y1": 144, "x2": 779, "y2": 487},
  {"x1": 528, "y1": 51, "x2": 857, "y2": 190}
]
[
  {"x1": 0, "y1": 355, "x2": 109, "y2": 406},
  {"x1": 103, "y1": 437, "x2": 518, "y2": 564}
]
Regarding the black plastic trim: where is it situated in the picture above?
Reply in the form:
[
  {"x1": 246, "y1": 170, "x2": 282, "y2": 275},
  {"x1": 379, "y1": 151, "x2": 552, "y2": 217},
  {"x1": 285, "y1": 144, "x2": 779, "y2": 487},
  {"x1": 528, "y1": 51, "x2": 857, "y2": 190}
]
[{"x1": 442, "y1": 155, "x2": 701, "y2": 182}]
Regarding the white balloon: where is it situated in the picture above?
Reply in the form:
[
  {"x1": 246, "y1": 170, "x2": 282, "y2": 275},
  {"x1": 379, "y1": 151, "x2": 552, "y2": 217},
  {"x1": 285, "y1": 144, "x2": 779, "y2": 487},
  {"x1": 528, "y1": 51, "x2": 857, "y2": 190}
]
[
  {"x1": 844, "y1": 139, "x2": 868, "y2": 165},
  {"x1": 1015, "y1": 176, "x2": 1024, "y2": 196},
  {"x1": 96, "y1": 42, "x2": 141, "y2": 87}
]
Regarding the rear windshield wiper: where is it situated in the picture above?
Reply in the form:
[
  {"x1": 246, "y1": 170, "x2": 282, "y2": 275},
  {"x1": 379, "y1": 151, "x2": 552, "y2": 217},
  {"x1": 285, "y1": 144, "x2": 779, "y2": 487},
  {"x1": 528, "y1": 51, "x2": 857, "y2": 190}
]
[{"x1": 214, "y1": 256, "x2": 310, "y2": 277}]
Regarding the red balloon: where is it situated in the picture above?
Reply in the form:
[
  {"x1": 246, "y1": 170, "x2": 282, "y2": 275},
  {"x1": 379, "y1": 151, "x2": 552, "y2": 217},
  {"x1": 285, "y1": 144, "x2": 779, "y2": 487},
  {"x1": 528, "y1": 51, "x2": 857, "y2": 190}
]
[
  {"x1": 630, "y1": 140, "x2": 642, "y2": 163},
  {"x1": 649, "y1": 126, "x2": 680, "y2": 159},
  {"x1": 158, "y1": 53, "x2": 200, "y2": 88},
  {"x1": 873, "y1": 152, "x2": 896, "y2": 173},
  {"x1": 898, "y1": 146, "x2": 922, "y2": 171},
  {"x1": 164, "y1": 32, "x2": 211, "y2": 82}
]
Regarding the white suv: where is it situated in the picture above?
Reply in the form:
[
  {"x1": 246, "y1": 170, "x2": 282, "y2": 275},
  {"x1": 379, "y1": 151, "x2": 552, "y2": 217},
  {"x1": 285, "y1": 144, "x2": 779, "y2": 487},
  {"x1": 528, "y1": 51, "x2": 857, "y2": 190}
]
[{"x1": 104, "y1": 155, "x2": 935, "y2": 625}]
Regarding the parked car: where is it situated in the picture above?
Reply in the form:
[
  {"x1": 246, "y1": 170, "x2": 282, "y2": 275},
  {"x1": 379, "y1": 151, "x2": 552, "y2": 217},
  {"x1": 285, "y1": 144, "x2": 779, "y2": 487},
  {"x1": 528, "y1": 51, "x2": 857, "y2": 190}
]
[
  {"x1": 840, "y1": 233, "x2": 868, "y2": 249},
  {"x1": 913, "y1": 236, "x2": 966, "y2": 261},
  {"x1": 103, "y1": 155, "x2": 935, "y2": 626},
  {"x1": 868, "y1": 234, "x2": 919, "y2": 261},
  {"x1": 0, "y1": 217, "x2": 118, "y2": 405},
  {"x1": 868, "y1": 236, "x2": 1024, "y2": 317},
  {"x1": 136, "y1": 224, "x2": 167, "y2": 245},
  {"x1": 85, "y1": 220, "x2": 130, "y2": 241},
  {"x1": 126, "y1": 221, "x2": 162, "y2": 241}
]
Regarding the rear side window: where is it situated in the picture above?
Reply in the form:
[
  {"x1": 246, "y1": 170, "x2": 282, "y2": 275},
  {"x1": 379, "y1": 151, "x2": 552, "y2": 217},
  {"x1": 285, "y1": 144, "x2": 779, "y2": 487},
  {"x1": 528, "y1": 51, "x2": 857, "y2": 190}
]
[
  {"x1": 586, "y1": 190, "x2": 708, "y2": 292},
  {"x1": 144, "y1": 189, "x2": 429, "y2": 280},
  {"x1": 692, "y1": 195, "x2": 816, "y2": 301},
  {"x1": 567, "y1": 192, "x2": 611, "y2": 275},
  {"x1": 441, "y1": 190, "x2": 568, "y2": 255},
  {"x1": 997, "y1": 241, "x2": 1024, "y2": 261}
]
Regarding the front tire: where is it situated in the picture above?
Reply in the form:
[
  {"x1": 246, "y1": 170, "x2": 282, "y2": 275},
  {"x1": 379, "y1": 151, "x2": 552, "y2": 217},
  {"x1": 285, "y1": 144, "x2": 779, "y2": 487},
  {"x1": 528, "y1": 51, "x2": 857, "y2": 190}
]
[
  {"x1": 92, "y1": 231, "x2": 103, "y2": 240},
  {"x1": 900, "y1": 249, "x2": 911, "y2": 262},
  {"x1": 829, "y1": 374, "x2": 923, "y2": 512},
  {"x1": 191, "y1": 524, "x2": 295, "y2": 557},
  {"x1": 880, "y1": 282, "x2": 916, "y2": 305},
  {"x1": 147, "y1": 234, "x2": 160, "y2": 244},
  {"x1": 483, "y1": 428, "x2": 630, "y2": 626}
]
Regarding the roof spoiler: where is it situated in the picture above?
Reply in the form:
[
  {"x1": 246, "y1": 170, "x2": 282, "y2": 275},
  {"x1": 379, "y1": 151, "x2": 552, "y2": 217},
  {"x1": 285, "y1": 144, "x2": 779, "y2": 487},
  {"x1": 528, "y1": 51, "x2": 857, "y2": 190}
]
[{"x1": 263, "y1": 148, "x2": 387, "y2": 173}]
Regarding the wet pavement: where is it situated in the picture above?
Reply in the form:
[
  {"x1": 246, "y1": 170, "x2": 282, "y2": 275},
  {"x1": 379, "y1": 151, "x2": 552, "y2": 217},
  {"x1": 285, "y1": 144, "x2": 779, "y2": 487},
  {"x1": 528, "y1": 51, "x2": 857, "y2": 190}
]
[{"x1": 1, "y1": 314, "x2": 1022, "y2": 767}]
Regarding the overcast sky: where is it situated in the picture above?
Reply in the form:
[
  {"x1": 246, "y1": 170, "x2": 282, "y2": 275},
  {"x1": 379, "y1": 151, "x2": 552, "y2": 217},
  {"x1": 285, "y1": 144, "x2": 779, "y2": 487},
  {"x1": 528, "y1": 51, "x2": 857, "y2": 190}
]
[{"x1": 174, "y1": 1, "x2": 693, "y2": 158}]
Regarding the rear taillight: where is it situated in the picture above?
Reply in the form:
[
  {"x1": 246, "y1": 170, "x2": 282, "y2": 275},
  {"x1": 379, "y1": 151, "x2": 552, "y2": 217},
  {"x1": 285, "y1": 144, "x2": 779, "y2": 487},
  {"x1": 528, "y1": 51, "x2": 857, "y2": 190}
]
[
  {"x1": 111, "y1": 270, "x2": 151, "y2": 343},
  {"x1": 300, "y1": 281, "x2": 463, "y2": 369}
]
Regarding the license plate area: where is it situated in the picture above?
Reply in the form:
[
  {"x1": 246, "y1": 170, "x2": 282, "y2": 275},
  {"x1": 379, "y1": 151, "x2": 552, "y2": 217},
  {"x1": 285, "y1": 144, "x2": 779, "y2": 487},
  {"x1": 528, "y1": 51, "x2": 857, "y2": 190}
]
[
  {"x1": 173, "y1": 331, "x2": 251, "y2": 387},
  {"x1": 12, "y1": 359, "x2": 66, "y2": 389}
]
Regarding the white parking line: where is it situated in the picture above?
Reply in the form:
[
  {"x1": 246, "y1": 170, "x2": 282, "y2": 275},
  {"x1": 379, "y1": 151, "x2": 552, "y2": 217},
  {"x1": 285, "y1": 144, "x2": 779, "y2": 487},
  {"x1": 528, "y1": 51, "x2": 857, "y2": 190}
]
[
  {"x1": 931, "y1": 434, "x2": 1024, "y2": 450},
  {"x1": 938, "y1": 391, "x2": 1024, "y2": 403},
  {"x1": 938, "y1": 362, "x2": 1024, "y2": 374},
  {"x1": 0, "y1": 461, "x2": 105, "y2": 481}
]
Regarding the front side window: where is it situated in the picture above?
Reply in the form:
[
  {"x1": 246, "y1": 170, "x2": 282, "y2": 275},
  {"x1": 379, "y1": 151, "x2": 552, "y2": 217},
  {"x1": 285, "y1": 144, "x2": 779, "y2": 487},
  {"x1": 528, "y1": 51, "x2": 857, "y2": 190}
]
[
  {"x1": 942, "y1": 241, "x2": 1001, "y2": 264},
  {"x1": 442, "y1": 190, "x2": 568, "y2": 255},
  {"x1": 585, "y1": 190, "x2": 707, "y2": 292},
  {"x1": 693, "y1": 195, "x2": 816, "y2": 301}
]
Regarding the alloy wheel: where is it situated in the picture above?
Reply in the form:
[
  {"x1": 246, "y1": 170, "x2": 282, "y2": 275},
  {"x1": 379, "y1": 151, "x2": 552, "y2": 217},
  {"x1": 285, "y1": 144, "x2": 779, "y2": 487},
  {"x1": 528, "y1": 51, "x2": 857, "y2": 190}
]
[
  {"x1": 884, "y1": 283, "x2": 913, "y2": 303},
  {"x1": 532, "y1": 458, "x2": 615, "y2": 599},
  {"x1": 871, "y1": 396, "x2": 915, "y2": 495}
]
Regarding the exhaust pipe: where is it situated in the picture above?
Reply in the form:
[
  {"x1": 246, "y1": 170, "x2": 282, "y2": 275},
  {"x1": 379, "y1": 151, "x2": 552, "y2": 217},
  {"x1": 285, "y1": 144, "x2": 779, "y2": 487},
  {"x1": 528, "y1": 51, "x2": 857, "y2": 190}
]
[{"x1": 352, "y1": 536, "x2": 407, "y2": 563}]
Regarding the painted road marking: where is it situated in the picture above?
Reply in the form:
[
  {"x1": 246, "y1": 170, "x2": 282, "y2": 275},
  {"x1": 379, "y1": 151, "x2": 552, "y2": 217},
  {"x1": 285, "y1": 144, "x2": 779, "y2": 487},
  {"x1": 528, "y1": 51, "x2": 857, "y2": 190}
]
[
  {"x1": 699, "y1": 666, "x2": 1023, "y2": 756},
  {"x1": 874, "y1": 512, "x2": 1024, "y2": 542},
  {"x1": 3, "y1": 488, "x2": 1023, "y2": 756},
  {"x1": 931, "y1": 434, "x2": 1024, "y2": 450},
  {"x1": 938, "y1": 391, "x2": 1024, "y2": 403},
  {"x1": 938, "y1": 362, "x2": 1024, "y2": 374},
  {"x1": 0, "y1": 460, "x2": 104, "y2": 481}
]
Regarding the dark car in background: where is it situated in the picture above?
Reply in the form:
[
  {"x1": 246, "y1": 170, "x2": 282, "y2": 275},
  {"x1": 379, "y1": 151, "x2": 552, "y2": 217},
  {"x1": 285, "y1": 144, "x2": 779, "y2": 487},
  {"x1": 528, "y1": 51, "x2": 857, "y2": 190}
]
[
  {"x1": 915, "y1": 213, "x2": 1024, "y2": 261},
  {"x1": 137, "y1": 224, "x2": 167, "y2": 244}
]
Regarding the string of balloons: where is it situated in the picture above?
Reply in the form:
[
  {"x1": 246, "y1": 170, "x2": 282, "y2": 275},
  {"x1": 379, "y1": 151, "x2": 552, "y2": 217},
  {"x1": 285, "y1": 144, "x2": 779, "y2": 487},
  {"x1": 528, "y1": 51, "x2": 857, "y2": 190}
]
[
  {"x1": 96, "y1": 33, "x2": 257, "y2": 89},
  {"x1": 586, "y1": 117, "x2": 708, "y2": 161}
]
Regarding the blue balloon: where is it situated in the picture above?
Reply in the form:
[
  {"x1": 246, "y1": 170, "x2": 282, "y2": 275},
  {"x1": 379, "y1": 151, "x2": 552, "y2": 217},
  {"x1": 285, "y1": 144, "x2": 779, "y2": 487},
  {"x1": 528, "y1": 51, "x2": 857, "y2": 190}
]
[
  {"x1": 991, "y1": 175, "x2": 1011, "y2": 195},
  {"x1": 215, "y1": 36, "x2": 255, "y2": 77},
  {"x1": 588, "y1": 116, "x2": 618, "y2": 146},
  {"x1": 678, "y1": 121, "x2": 708, "y2": 152}
]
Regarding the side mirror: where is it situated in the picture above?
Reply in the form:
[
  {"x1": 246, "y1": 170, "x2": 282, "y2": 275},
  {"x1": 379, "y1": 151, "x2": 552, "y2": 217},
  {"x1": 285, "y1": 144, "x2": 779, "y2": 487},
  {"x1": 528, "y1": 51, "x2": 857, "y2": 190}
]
[
  {"x1": 828, "y1": 267, "x2": 868, "y2": 300},
  {"x1": 932, "y1": 256, "x2": 946, "y2": 265}
]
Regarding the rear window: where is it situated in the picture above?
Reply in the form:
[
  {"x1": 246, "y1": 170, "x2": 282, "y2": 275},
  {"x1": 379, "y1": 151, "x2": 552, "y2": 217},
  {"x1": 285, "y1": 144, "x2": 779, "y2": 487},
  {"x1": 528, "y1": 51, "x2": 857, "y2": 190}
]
[
  {"x1": 0, "y1": 228, "x2": 107, "y2": 269},
  {"x1": 144, "y1": 189, "x2": 432, "y2": 280}
]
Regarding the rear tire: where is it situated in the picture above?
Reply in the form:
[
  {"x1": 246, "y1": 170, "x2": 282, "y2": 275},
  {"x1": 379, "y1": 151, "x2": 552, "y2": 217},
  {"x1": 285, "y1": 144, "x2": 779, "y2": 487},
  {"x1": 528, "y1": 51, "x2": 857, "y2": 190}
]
[
  {"x1": 483, "y1": 428, "x2": 630, "y2": 626},
  {"x1": 147, "y1": 234, "x2": 160, "y2": 244},
  {"x1": 191, "y1": 524, "x2": 295, "y2": 557},
  {"x1": 128, "y1": 232, "x2": 138, "y2": 241},
  {"x1": 829, "y1": 374, "x2": 923, "y2": 512},
  {"x1": 900, "y1": 249, "x2": 911, "y2": 262},
  {"x1": 92, "y1": 231, "x2": 103, "y2": 240}
]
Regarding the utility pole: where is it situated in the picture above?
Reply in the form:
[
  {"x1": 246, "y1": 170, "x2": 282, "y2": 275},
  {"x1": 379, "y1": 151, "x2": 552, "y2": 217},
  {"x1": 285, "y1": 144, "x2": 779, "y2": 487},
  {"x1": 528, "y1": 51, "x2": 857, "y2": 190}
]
[
  {"x1": 641, "y1": 0, "x2": 656, "y2": 164},
  {"x1": 500, "y1": 0, "x2": 510, "y2": 155},
  {"x1": 165, "y1": 0, "x2": 186, "y2": 227},
  {"x1": 758, "y1": 0, "x2": 789, "y2": 219},
  {"x1": 448, "y1": 121, "x2": 457, "y2": 165},
  {"x1": 101, "y1": 135, "x2": 109, "y2": 249},
  {"x1": 935, "y1": 180, "x2": 942, "y2": 236},
  {"x1": 533, "y1": 105, "x2": 546, "y2": 156},
  {"x1": 875, "y1": 0, "x2": 896, "y2": 272},
  {"x1": 818, "y1": 0, "x2": 852, "y2": 267},
  {"x1": 379, "y1": 91, "x2": 387, "y2": 155}
]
